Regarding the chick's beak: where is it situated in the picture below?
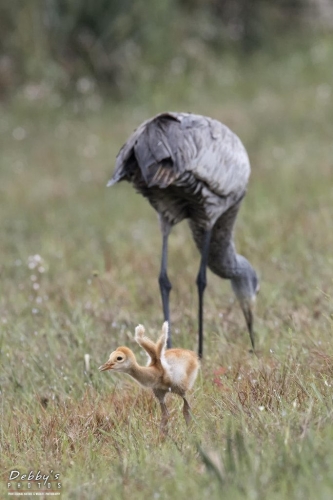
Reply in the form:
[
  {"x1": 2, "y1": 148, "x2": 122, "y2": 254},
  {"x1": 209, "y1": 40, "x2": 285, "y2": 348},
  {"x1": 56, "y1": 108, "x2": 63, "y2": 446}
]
[
  {"x1": 99, "y1": 361, "x2": 114, "y2": 372},
  {"x1": 240, "y1": 299, "x2": 255, "y2": 350}
]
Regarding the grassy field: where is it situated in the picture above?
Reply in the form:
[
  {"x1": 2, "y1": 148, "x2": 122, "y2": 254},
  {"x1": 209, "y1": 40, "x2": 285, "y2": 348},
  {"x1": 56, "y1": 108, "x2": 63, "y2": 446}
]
[{"x1": 1, "y1": 36, "x2": 333, "y2": 499}]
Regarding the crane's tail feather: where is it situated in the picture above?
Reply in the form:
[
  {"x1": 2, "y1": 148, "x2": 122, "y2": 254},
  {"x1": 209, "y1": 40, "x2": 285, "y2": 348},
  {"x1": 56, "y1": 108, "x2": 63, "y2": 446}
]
[{"x1": 134, "y1": 118, "x2": 180, "y2": 188}]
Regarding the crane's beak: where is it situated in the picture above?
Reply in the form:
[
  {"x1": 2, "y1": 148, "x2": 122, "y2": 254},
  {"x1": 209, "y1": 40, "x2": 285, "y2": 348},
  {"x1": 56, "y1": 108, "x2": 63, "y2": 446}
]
[
  {"x1": 99, "y1": 361, "x2": 114, "y2": 372},
  {"x1": 240, "y1": 298, "x2": 255, "y2": 350}
]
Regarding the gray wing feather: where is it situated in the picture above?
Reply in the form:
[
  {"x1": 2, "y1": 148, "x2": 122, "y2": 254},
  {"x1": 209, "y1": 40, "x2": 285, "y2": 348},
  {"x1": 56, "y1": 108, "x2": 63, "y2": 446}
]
[
  {"x1": 133, "y1": 116, "x2": 179, "y2": 187},
  {"x1": 176, "y1": 114, "x2": 251, "y2": 197},
  {"x1": 107, "y1": 118, "x2": 150, "y2": 186},
  {"x1": 108, "y1": 112, "x2": 181, "y2": 187},
  {"x1": 108, "y1": 112, "x2": 250, "y2": 196}
]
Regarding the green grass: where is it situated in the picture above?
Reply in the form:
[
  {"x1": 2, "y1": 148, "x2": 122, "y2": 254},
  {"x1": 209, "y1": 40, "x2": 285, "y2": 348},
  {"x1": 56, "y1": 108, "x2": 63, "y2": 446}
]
[{"x1": 1, "y1": 35, "x2": 333, "y2": 499}]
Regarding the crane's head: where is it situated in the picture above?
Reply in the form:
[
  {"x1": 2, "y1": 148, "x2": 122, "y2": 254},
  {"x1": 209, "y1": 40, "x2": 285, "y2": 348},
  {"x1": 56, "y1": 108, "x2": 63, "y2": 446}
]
[
  {"x1": 230, "y1": 257, "x2": 259, "y2": 350},
  {"x1": 99, "y1": 346, "x2": 135, "y2": 373}
]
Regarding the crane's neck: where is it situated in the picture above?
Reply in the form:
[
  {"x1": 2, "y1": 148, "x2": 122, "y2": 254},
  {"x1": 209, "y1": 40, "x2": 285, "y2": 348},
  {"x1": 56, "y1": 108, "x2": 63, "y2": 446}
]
[
  {"x1": 233, "y1": 253, "x2": 255, "y2": 279},
  {"x1": 127, "y1": 362, "x2": 161, "y2": 388},
  {"x1": 208, "y1": 241, "x2": 251, "y2": 280},
  {"x1": 189, "y1": 221, "x2": 252, "y2": 280}
]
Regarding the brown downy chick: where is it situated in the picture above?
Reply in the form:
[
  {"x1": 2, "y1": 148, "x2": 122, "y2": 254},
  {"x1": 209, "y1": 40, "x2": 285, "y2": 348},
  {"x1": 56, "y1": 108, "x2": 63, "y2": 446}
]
[{"x1": 99, "y1": 321, "x2": 199, "y2": 432}]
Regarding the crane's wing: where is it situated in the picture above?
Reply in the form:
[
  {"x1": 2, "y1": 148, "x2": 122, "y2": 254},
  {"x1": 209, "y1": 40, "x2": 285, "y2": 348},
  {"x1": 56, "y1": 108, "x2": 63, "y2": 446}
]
[
  {"x1": 155, "y1": 321, "x2": 168, "y2": 359},
  {"x1": 134, "y1": 324, "x2": 159, "y2": 365},
  {"x1": 133, "y1": 114, "x2": 181, "y2": 187},
  {"x1": 134, "y1": 323, "x2": 168, "y2": 366},
  {"x1": 176, "y1": 113, "x2": 251, "y2": 198},
  {"x1": 107, "y1": 112, "x2": 181, "y2": 188},
  {"x1": 107, "y1": 117, "x2": 151, "y2": 186},
  {"x1": 108, "y1": 112, "x2": 250, "y2": 197}
]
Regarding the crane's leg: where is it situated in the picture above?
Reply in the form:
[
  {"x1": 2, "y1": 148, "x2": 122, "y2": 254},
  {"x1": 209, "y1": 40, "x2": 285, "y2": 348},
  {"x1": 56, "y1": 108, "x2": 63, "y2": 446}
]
[
  {"x1": 182, "y1": 397, "x2": 192, "y2": 426},
  {"x1": 159, "y1": 401, "x2": 169, "y2": 435},
  {"x1": 196, "y1": 229, "x2": 212, "y2": 359},
  {"x1": 154, "y1": 389, "x2": 169, "y2": 436},
  {"x1": 158, "y1": 218, "x2": 172, "y2": 348}
]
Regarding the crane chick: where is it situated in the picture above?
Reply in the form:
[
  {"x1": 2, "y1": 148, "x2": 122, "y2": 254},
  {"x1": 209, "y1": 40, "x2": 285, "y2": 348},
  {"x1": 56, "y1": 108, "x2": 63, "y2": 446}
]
[{"x1": 99, "y1": 322, "x2": 199, "y2": 433}]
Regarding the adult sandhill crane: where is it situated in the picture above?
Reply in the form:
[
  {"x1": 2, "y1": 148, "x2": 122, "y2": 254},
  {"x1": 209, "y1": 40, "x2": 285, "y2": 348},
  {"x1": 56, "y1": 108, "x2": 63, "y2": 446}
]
[{"x1": 108, "y1": 112, "x2": 259, "y2": 358}]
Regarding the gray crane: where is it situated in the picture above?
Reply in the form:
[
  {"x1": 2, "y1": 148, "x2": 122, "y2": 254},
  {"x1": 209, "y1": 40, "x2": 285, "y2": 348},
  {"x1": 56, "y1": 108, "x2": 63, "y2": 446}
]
[{"x1": 108, "y1": 112, "x2": 259, "y2": 358}]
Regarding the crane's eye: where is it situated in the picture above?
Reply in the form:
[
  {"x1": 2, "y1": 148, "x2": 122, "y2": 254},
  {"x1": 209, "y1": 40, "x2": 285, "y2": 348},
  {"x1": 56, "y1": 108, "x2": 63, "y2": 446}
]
[{"x1": 116, "y1": 356, "x2": 123, "y2": 361}]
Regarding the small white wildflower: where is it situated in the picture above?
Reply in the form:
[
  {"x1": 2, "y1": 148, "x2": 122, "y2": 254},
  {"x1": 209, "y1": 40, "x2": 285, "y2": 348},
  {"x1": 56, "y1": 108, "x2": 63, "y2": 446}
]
[
  {"x1": 77, "y1": 77, "x2": 94, "y2": 94},
  {"x1": 13, "y1": 127, "x2": 27, "y2": 140},
  {"x1": 258, "y1": 406, "x2": 265, "y2": 411},
  {"x1": 28, "y1": 255, "x2": 44, "y2": 271},
  {"x1": 33, "y1": 283, "x2": 40, "y2": 290},
  {"x1": 32, "y1": 308, "x2": 39, "y2": 314}
]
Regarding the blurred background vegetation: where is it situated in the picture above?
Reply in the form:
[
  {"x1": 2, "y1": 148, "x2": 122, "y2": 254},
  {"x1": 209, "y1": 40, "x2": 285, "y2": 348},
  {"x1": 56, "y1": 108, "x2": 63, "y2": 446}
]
[{"x1": 0, "y1": 0, "x2": 332, "y2": 100}]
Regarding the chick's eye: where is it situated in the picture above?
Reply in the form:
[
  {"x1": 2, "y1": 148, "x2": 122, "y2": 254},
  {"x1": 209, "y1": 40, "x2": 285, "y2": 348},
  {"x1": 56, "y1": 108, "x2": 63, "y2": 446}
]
[{"x1": 116, "y1": 356, "x2": 123, "y2": 361}]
